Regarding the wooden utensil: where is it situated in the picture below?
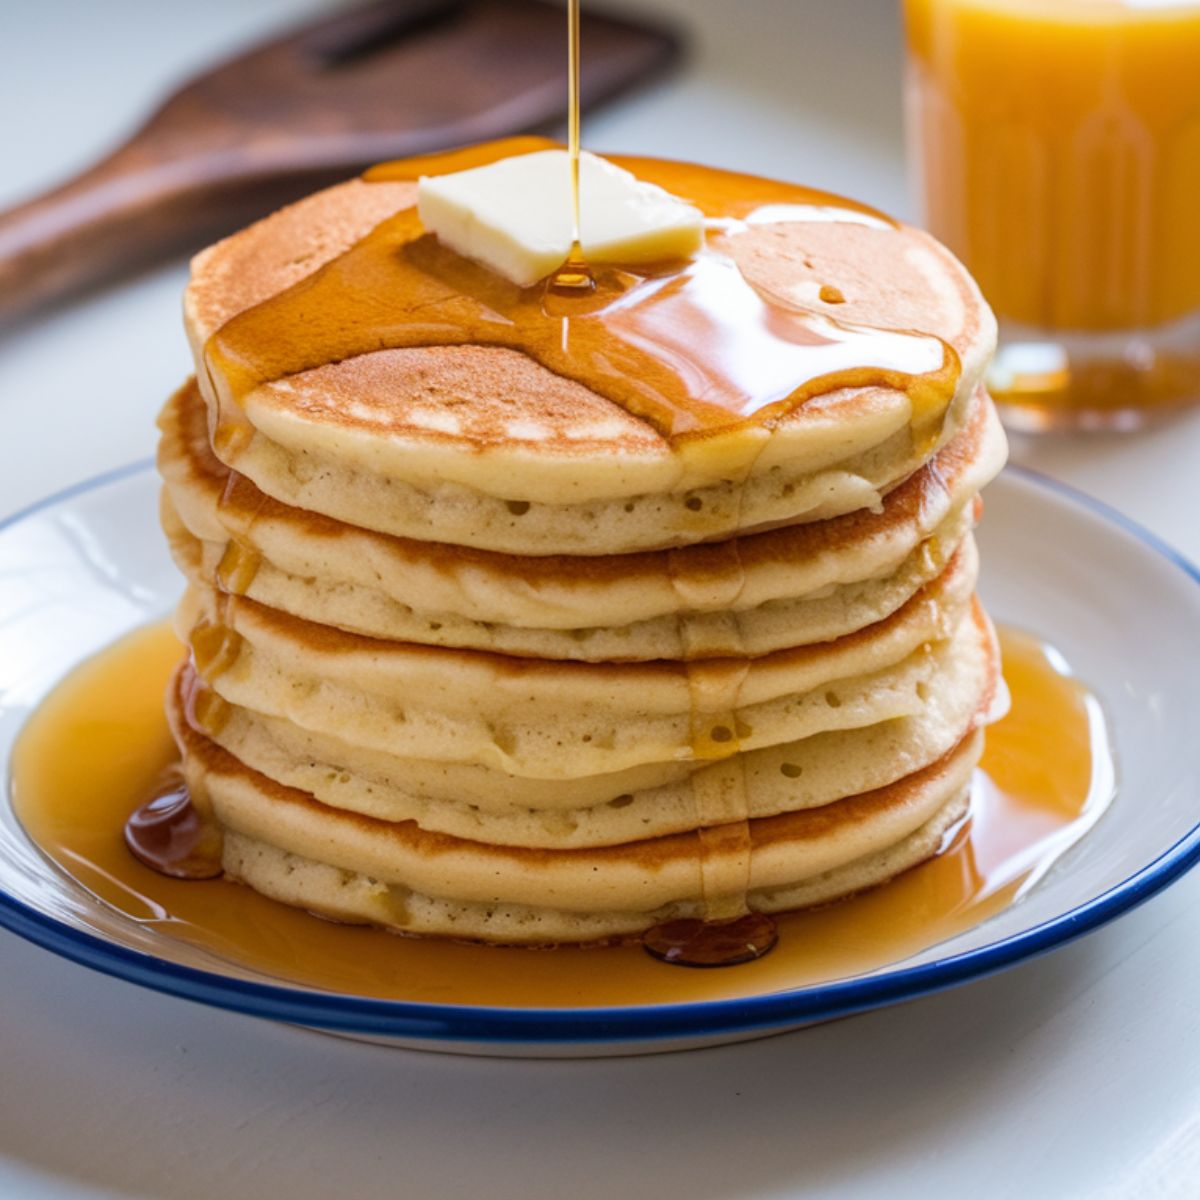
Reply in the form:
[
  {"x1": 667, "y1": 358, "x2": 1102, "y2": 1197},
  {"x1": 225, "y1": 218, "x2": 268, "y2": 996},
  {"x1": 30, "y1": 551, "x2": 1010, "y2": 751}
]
[{"x1": 0, "y1": 0, "x2": 678, "y2": 323}]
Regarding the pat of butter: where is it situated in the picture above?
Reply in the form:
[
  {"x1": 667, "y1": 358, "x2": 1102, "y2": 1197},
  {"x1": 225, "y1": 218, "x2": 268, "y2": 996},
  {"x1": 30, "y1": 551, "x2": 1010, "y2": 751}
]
[{"x1": 417, "y1": 150, "x2": 704, "y2": 287}]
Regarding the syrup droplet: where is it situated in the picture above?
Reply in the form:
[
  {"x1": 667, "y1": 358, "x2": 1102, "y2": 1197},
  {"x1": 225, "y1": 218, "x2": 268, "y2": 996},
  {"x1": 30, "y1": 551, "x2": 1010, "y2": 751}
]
[
  {"x1": 188, "y1": 617, "x2": 243, "y2": 679},
  {"x1": 549, "y1": 255, "x2": 596, "y2": 295},
  {"x1": 642, "y1": 912, "x2": 779, "y2": 968},
  {"x1": 124, "y1": 769, "x2": 223, "y2": 880},
  {"x1": 215, "y1": 539, "x2": 262, "y2": 595}
]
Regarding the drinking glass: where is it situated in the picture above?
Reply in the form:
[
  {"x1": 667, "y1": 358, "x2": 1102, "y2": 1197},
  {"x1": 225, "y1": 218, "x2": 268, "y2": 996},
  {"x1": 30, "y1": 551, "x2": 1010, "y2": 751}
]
[{"x1": 903, "y1": 0, "x2": 1200, "y2": 431}]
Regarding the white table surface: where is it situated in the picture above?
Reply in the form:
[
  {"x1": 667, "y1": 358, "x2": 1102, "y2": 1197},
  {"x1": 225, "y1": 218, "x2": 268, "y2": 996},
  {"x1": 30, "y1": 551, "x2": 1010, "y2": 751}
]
[{"x1": 2, "y1": 2, "x2": 1199, "y2": 1197}]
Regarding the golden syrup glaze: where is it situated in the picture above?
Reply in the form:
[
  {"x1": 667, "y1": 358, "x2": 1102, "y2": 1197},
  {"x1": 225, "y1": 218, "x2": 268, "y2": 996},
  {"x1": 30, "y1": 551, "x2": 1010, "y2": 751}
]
[
  {"x1": 202, "y1": 136, "x2": 960, "y2": 460},
  {"x1": 680, "y1": 654, "x2": 756, "y2": 924},
  {"x1": 9, "y1": 622, "x2": 1114, "y2": 1007},
  {"x1": 184, "y1": 601, "x2": 240, "y2": 742},
  {"x1": 550, "y1": 0, "x2": 592, "y2": 295},
  {"x1": 212, "y1": 467, "x2": 270, "y2": 596},
  {"x1": 644, "y1": 911, "x2": 778, "y2": 967},
  {"x1": 214, "y1": 539, "x2": 261, "y2": 596},
  {"x1": 124, "y1": 765, "x2": 222, "y2": 881}
]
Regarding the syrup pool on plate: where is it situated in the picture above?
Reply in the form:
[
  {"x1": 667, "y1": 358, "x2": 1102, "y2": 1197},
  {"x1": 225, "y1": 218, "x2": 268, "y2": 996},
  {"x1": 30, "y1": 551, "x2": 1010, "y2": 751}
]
[{"x1": 8, "y1": 622, "x2": 1114, "y2": 1008}]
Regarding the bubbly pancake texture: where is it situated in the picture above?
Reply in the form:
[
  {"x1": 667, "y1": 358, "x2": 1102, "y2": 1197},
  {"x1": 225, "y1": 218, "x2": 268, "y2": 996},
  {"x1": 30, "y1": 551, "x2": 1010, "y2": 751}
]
[
  {"x1": 177, "y1": 602, "x2": 996, "y2": 850},
  {"x1": 159, "y1": 378, "x2": 1005, "y2": 660},
  {"x1": 177, "y1": 543, "x2": 977, "y2": 778},
  {"x1": 171, "y1": 679, "x2": 982, "y2": 943},
  {"x1": 159, "y1": 140, "x2": 1009, "y2": 945}
]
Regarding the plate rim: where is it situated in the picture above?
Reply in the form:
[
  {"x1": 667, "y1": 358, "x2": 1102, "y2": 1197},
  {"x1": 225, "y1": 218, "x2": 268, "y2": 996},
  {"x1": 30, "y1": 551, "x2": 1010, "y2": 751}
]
[{"x1": 1, "y1": 460, "x2": 1198, "y2": 1046}]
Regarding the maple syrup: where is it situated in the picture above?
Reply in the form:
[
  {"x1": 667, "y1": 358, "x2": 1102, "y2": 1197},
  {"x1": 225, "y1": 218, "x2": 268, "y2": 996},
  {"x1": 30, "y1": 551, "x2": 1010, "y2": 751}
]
[
  {"x1": 644, "y1": 913, "x2": 778, "y2": 968},
  {"x1": 549, "y1": 0, "x2": 593, "y2": 295},
  {"x1": 124, "y1": 766, "x2": 222, "y2": 880},
  {"x1": 203, "y1": 117, "x2": 961, "y2": 465},
  {"x1": 212, "y1": 469, "x2": 269, "y2": 595},
  {"x1": 203, "y1": 177, "x2": 956, "y2": 453},
  {"x1": 9, "y1": 622, "x2": 1114, "y2": 1007}
]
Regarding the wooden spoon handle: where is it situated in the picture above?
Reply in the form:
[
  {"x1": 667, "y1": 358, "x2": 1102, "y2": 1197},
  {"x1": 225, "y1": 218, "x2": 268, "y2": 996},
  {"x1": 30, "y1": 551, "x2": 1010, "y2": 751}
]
[
  {"x1": 0, "y1": 139, "x2": 293, "y2": 323},
  {"x1": 1, "y1": 145, "x2": 170, "y2": 320}
]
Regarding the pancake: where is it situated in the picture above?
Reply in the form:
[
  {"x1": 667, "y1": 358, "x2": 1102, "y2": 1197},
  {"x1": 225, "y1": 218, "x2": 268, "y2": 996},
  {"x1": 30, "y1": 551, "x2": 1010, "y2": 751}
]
[
  {"x1": 176, "y1": 596, "x2": 997, "y2": 849},
  {"x1": 157, "y1": 142, "x2": 1009, "y2": 945},
  {"x1": 167, "y1": 498, "x2": 975, "y2": 661},
  {"x1": 218, "y1": 784, "x2": 968, "y2": 944},
  {"x1": 178, "y1": 543, "x2": 977, "y2": 779},
  {"x1": 172, "y1": 683, "x2": 981, "y2": 943},
  {"x1": 159, "y1": 376, "x2": 1006, "y2": 659},
  {"x1": 189, "y1": 370, "x2": 980, "y2": 556},
  {"x1": 184, "y1": 156, "x2": 997, "y2": 555}
]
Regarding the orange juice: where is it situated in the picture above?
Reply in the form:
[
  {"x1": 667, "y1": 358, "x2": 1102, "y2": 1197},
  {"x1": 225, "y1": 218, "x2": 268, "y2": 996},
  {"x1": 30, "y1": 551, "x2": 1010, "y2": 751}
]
[{"x1": 904, "y1": 0, "x2": 1200, "y2": 427}]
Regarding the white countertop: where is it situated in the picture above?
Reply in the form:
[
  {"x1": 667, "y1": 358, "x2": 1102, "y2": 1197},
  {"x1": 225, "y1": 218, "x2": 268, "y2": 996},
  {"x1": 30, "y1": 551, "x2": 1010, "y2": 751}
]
[{"x1": 2, "y1": 2, "x2": 1198, "y2": 1196}]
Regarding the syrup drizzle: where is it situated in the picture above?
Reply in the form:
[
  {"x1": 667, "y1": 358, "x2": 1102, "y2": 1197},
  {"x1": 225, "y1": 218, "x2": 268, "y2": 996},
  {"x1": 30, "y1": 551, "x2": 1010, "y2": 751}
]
[
  {"x1": 204, "y1": 137, "x2": 958, "y2": 455},
  {"x1": 212, "y1": 469, "x2": 269, "y2": 596},
  {"x1": 550, "y1": 0, "x2": 593, "y2": 295},
  {"x1": 9, "y1": 622, "x2": 1114, "y2": 1003},
  {"x1": 185, "y1": 605, "x2": 240, "y2": 737}
]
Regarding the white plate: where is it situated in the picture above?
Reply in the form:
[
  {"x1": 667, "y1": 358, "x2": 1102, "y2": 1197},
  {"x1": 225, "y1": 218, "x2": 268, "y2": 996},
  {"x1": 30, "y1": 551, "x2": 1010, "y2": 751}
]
[{"x1": 1, "y1": 463, "x2": 1198, "y2": 1057}]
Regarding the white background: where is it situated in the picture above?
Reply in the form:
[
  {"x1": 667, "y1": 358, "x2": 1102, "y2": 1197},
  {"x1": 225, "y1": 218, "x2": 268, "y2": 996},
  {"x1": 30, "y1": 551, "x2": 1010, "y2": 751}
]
[{"x1": 1, "y1": 1, "x2": 1198, "y2": 1196}]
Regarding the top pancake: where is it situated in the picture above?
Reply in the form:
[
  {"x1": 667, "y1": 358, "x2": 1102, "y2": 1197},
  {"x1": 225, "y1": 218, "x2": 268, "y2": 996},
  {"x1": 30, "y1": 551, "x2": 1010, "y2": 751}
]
[{"x1": 185, "y1": 148, "x2": 997, "y2": 555}]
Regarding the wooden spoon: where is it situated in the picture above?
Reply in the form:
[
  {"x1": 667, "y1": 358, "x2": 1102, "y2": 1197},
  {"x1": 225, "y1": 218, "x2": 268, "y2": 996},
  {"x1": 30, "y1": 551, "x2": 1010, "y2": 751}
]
[{"x1": 0, "y1": 0, "x2": 678, "y2": 323}]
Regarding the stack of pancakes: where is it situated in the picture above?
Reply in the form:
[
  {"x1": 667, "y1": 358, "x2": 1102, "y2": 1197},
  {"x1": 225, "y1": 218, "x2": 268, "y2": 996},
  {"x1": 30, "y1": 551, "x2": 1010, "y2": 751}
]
[{"x1": 158, "y1": 152, "x2": 1006, "y2": 944}]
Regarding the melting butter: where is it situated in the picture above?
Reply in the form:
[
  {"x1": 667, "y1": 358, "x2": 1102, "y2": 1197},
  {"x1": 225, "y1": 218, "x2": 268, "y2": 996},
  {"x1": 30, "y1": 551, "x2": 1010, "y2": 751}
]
[{"x1": 417, "y1": 149, "x2": 704, "y2": 288}]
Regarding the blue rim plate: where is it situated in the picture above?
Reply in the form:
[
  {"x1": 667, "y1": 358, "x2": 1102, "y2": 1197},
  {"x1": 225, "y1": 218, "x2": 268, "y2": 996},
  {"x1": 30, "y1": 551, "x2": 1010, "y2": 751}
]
[{"x1": 1, "y1": 462, "x2": 1198, "y2": 1056}]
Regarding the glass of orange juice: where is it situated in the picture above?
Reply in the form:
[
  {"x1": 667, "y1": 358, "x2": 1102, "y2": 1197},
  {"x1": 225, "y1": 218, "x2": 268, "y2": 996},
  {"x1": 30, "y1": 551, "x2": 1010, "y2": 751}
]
[{"x1": 903, "y1": 0, "x2": 1200, "y2": 431}]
